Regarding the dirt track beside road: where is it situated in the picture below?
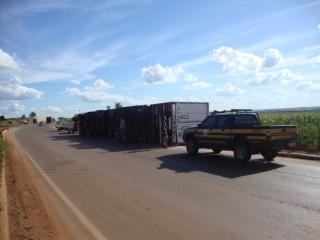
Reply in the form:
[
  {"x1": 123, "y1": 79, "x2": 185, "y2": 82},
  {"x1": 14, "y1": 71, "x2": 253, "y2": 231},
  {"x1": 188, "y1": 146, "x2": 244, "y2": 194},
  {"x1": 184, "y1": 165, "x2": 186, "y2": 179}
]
[{"x1": 3, "y1": 132, "x2": 72, "y2": 240}]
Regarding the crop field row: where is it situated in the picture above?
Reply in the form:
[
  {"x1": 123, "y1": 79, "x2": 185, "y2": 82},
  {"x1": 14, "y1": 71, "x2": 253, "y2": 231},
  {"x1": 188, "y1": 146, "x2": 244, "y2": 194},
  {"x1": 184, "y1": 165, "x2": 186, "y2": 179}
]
[{"x1": 259, "y1": 111, "x2": 320, "y2": 151}]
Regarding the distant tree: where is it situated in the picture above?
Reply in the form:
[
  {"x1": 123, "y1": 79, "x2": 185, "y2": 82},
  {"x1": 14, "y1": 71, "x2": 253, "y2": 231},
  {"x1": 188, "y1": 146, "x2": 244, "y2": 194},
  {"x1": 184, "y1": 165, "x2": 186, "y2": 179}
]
[
  {"x1": 21, "y1": 114, "x2": 26, "y2": 119},
  {"x1": 58, "y1": 117, "x2": 70, "y2": 122},
  {"x1": 29, "y1": 112, "x2": 36, "y2": 118},
  {"x1": 114, "y1": 102, "x2": 122, "y2": 109},
  {"x1": 71, "y1": 114, "x2": 79, "y2": 122},
  {"x1": 106, "y1": 105, "x2": 111, "y2": 110},
  {"x1": 0, "y1": 116, "x2": 5, "y2": 121}
]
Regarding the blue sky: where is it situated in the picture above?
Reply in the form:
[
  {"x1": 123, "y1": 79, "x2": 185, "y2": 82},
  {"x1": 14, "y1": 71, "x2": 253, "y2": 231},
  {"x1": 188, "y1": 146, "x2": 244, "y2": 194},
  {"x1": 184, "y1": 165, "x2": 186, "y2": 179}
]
[{"x1": 0, "y1": 0, "x2": 320, "y2": 119}]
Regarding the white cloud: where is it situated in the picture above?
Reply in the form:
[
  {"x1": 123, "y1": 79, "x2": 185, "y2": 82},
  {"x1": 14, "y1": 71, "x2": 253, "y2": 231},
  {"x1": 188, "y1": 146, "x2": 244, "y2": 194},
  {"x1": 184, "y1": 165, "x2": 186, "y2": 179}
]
[
  {"x1": 0, "y1": 77, "x2": 43, "y2": 100},
  {"x1": 8, "y1": 102, "x2": 25, "y2": 113},
  {"x1": 91, "y1": 78, "x2": 113, "y2": 89},
  {"x1": 310, "y1": 54, "x2": 320, "y2": 63},
  {"x1": 296, "y1": 81, "x2": 320, "y2": 93},
  {"x1": 0, "y1": 102, "x2": 25, "y2": 117},
  {"x1": 318, "y1": 24, "x2": 320, "y2": 29},
  {"x1": 248, "y1": 69, "x2": 302, "y2": 86},
  {"x1": 43, "y1": 51, "x2": 108, "y2": 73},
  {"x1": 46, "y1": 106, "x2": 63, "y2": 114},
  {"x1": 183, "y1": 73, "x2": 212, "y2": 90},
  {"x1": 141, "y1": 64, "x2": 184, "y2": 84},
  {"x1": 262, "y1": 48, "x2": 283, "y2": 68},
  {"x1": 213, "y1": 46, "x2": 263, "y2": 73},
  {"x1": 184, "y1": 73, "x2": 198, "y2": 82},
  {"x1": 0, "y1": 48, "x2": 19, "y2": 71},
  {"x1": 213, "y1": 46, "x2": 285, "y2": 74},
  {"x1": 65, "y1": 79, "x2": 140, "y2": 105},
  {"x1": 0, "y1": 1, "x2": 70, "y2": 22},
  {"x1": 43, "y1": 40, "x2": 126, "y2": 72},
  {"x1": 183, "y1": 81, "x2": 212, "y2": 90},
  {"x1": 141, "y1": 66, "x2": 211, "y2": 90},
  {"x1": 215, "y1": 83, "x2": 243, "y2": 97},
  {"x1": 71, "y1": 79, "x2": 81, "y2": 85},
  {"x1": 26, "y1": 40, "x2": 127, "y2": 84}
]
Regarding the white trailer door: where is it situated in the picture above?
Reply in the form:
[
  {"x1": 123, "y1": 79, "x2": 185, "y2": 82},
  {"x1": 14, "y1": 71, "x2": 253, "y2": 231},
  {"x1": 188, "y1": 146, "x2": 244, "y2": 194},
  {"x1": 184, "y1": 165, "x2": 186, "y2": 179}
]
[{"x1": 175, "y1": 102, "x2": 208, "y2": 144}]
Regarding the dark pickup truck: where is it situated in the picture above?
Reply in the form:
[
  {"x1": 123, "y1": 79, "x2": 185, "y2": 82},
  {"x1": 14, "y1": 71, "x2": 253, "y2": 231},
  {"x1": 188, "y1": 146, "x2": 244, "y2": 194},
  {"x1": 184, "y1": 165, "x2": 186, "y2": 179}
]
[{"x1": 182, "y1": 110, "x2": 298, "y2": 162}]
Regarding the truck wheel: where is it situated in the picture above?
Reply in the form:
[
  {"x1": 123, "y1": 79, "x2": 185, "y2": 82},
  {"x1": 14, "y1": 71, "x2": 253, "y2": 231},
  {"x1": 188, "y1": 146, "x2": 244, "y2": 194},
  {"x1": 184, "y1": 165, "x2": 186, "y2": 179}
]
[
  {"x1": 186, "y1": 137, "x2": 198, "y2": 156},
  {"x1": 261, "y1": 149, "x2": 278, "y2": 161},
  {"x1": 121, "y1": 133, "x2": 127, "y2": 144},
  {"x1": 234, "y1": 141, "x2": 251, "y2": 163},
  {"x1": 212, "y1": 148, "x2": 222, "y2": 154},
  {"x1": 162, "y1": 134, "x2": 168, "y2": 148}
]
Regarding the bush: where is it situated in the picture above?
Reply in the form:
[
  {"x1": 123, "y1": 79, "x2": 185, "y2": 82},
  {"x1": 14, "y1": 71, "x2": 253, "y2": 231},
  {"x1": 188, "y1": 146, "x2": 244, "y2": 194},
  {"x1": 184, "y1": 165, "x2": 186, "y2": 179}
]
[{"x1": 0, "y1": 134, "x2": 7, "y2": 168}]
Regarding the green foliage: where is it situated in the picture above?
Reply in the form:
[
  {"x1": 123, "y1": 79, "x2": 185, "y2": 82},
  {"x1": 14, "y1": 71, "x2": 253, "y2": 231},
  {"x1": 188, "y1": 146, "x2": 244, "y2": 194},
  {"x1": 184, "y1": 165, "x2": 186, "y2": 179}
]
[
  {"x1": 58, "y1": 117, "x2": 71, "y2": 122},
  {"x1": 29, "y1": 112, "x2": 36, "y2": 118},
  {"x1": 0, "y1": 120, "x2": 11, "y2": 130},
  {"x1": 260, "y1": 111, "x2": 320, "y2": 151},
  {"x1": 114, "y1": 102, "x2": 122, "y2": 109},
  {"x1": 0, "y1": 134, "x2": 8, "y2": 168},
  {"x1": 71, "y1": 114, "x2": 79, "y2": 122}
]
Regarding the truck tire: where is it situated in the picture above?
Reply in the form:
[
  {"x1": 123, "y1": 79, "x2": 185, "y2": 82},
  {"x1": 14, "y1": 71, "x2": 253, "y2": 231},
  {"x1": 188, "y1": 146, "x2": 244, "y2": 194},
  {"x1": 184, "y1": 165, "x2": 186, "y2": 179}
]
[
  {"x1": 261, "y1": 149, "x2": 278, "y2": 161},
  {"x1": 186, "y1": 137, "x2": 198, "y2": 156},
  {"x1": 120, "y1": 132, "x2": 127, "y2": 144},
  {"x1": 212, "y1": 148, "x2": 222, "y2": 154},
  {"x1": 162, "y1": 134, "x2": 168, "y2": 148},
  {"x1": 234, "y1": 141, "x2": 251, "y2": 163}
]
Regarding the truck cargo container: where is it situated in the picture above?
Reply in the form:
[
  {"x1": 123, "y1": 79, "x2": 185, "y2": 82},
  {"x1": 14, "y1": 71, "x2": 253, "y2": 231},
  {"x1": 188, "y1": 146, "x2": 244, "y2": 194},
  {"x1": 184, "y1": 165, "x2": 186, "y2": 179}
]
[
  {"x1": 78, "y1": 102, "x2": 209, "y2": 146},
  {"x1": 112, "y1": 105, "x2": 151, "y2": 143},
  {"x1": 150, "y1": 102, "x2": 209, "y2": 145},
  {"x1": 79, "y1": 111, "x2": 97, "y2": 136},
  {"x1": 46, "y1": 116, "x2": 52, "y2": 124}
]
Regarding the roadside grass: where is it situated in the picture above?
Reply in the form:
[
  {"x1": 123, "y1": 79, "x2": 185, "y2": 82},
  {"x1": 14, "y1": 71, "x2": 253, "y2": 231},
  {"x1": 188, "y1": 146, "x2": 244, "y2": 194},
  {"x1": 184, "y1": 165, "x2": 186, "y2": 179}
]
[
  {"x1": 1, "y1": 119, "x2": 16, "y2": 169},
  {"x1": 260, "y1": 111, "x2": 320, "y2": 151},
  {"x1": 0, "y1": 136, "x2": 7, "y2": 169}
]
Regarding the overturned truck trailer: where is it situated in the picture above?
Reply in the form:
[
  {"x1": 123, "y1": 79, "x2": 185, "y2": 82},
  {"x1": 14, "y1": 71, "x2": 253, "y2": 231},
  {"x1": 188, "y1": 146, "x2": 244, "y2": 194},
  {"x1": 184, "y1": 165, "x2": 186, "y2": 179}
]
[
  {"x1": 78, "y1": 102, "x2": 208, "y2": 145},
  {"x1": 150, "y1": 102, "x2": 209, "y2": 145}
]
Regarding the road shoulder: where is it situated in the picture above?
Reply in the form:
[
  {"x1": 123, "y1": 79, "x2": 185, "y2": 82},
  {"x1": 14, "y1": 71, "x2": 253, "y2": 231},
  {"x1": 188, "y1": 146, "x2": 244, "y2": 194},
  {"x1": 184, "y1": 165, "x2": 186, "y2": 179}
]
[
  {"x1": 279, "y1": 150, "x2": 320, "y2": 161},
  {"x1": 4, "y1": 131, "x2": 73, "y2": 240}
]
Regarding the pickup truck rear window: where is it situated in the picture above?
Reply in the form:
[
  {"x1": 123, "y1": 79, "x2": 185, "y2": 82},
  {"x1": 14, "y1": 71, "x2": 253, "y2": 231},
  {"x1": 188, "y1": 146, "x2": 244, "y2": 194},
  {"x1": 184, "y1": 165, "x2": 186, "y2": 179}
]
[{"x1": 233, "y1": 114, "x2": 259, "y2": 126}]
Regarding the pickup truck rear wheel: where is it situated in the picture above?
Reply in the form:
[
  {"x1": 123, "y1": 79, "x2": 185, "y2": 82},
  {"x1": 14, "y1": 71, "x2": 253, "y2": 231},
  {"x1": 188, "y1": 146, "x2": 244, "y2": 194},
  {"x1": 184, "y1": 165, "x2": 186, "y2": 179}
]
[
  {"x1": 261, "y1": 149, "x2": 278, "y2": 161},
  {"x1": 234, "y1": 141, "x2": 251, "y2": 163},
  {"x1": 186, "y1": 137, "x2": 198, "y2": 156}
]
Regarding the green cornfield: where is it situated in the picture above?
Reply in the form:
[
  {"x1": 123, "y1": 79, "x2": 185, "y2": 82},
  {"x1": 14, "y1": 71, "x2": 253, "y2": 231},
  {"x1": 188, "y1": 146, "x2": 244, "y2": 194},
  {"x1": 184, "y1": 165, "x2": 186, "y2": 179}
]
[{"x1": 259, "y1": 111, "x2": 320, "y2": 151}]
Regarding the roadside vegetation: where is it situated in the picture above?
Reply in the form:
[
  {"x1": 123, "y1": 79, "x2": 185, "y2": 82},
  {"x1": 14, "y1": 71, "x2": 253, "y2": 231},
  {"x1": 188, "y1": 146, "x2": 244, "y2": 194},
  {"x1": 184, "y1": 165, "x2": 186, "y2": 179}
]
[
  {"x1": 1, "y1": 120, "x2": 12, "y2": 168},
  {"x1": 260, "y1": 111, "x2": 320, "y2": 151},
  {"x1": 0, "y1": 134, "x2": 7, "y2": 169}
]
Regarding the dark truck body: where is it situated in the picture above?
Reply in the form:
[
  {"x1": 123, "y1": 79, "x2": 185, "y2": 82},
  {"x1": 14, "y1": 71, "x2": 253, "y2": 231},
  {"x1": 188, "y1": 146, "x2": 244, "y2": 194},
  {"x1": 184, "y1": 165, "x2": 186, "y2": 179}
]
[{"x1": 182, "y1": 110, "x2": 298, "y2": 162}]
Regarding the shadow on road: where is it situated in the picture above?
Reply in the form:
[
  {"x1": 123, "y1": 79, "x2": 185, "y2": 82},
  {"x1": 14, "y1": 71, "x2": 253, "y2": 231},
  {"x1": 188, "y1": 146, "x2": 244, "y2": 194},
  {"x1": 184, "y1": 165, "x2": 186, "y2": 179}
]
[
  {"x1": 157, "y1": 153, "x2": 284, "y2": 178},
  {"x1": 48, "y1": 131, "x2": 284, "y2": 178},
  {"x1": 48, "y1": 132, "x2": 161, "y2": 152}
]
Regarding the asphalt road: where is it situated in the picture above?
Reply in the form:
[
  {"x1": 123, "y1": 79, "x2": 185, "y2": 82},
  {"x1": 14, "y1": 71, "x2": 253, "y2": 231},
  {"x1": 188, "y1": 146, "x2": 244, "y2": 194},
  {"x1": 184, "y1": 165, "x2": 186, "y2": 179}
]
[{"x1": 13, "y1": 125, "x2": 320, "y2": 240}]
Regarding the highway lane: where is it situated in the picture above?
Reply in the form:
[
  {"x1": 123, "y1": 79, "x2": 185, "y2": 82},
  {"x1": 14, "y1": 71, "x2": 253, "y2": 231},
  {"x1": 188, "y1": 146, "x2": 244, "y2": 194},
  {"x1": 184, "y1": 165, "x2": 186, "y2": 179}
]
[{"x1": 13, "y1": 124, "x2": 320, "y2": 240}]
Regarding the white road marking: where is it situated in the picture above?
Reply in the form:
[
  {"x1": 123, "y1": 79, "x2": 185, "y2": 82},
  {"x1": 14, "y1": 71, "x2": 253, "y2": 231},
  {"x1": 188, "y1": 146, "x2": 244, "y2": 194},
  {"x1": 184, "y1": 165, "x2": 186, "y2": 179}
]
[{"x1": 16, "y1": 140, "x2": 109, "y2": 240}]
